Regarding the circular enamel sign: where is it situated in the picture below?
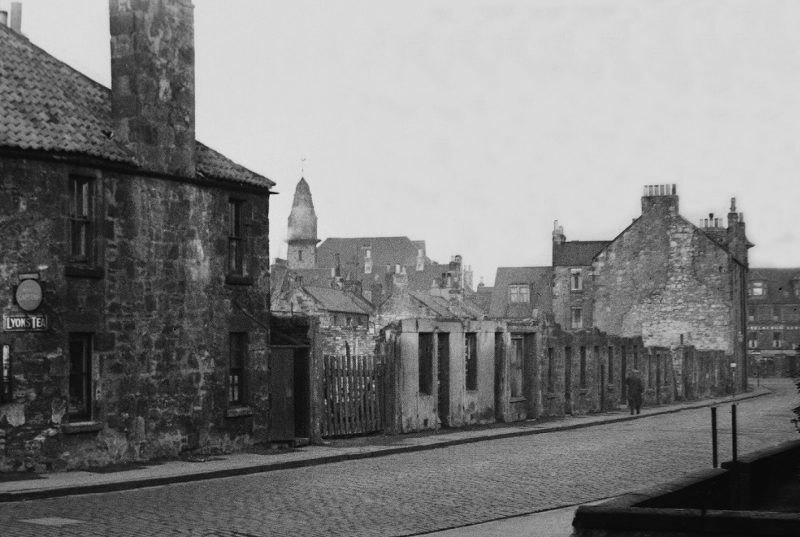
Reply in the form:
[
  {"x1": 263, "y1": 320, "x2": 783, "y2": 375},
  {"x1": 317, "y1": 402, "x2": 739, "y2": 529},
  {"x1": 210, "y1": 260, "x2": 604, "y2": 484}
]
[{"x1": 16, "y1": 279, "x2": 43, "y2": 312}]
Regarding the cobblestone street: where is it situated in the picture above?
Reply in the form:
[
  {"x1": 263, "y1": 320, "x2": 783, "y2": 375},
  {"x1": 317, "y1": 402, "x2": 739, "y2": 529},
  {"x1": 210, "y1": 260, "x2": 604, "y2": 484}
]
[{"x1": 1, "y1": 379, "x2": 797, "y2": 537}]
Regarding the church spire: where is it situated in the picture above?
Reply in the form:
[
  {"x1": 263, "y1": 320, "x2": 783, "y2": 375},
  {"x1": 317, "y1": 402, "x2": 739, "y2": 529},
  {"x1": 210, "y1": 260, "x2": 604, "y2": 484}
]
[{"x1": 287, "y1": 178, "x2": 320, "y2": 269}]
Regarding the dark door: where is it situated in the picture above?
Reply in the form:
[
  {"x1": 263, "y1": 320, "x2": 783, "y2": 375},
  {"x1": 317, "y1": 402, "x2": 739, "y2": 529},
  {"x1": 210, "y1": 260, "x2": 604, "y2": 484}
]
[
  {"x1": 564, "y1": 347, "x2": 572, "y2": 415},
  {"x1": 293, "y1": 348, "x2": 311, "y2": 439},
  {"x1": 270, "y1": 347, "x2": 295, "y2": 442},
  {"x1": 494, "y1": 333, "x2": 504, "y2": 420},
  {"x1": 599, "y1": 363, "x2": 606, "y2": 412},
  {"x1": 437, "y1": 333, "x2": 450, "y2": 427},
  {"x1": 621, "y1": 346, "x2": 628, "y2": 401},
  {"x1": 656, "y1": 353, "x2": 661, "y2": 404}
]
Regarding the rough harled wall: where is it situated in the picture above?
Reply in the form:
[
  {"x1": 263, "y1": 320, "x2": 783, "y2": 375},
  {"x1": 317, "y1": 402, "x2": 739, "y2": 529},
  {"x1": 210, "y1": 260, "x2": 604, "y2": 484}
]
[
  {"x1": 110, "y1": 0, "x2": 196, "y2": 177},
  {"x1": 592, "y1": 195, "x2": 735, "y2": 353},
  {"x1": 0, "y1": 157, "x2": 271, "y2": 472},
  {"x1": 390, "y1": 318, "x2": 500, "y2": 433},
  {"x1": 103, "y1": 175, "x2": 271, "y2": 461}
]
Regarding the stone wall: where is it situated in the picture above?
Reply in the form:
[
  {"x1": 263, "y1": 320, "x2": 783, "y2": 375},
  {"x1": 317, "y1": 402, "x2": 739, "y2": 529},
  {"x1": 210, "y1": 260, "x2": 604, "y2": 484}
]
[
  {"x1": 592, "y1": 194, "x2": 738, "y2": 355},
  {"x1": 110, "y1": 0, "x2": 196, "y2": 177},
  {"x1": 0, "y1": 157, "x2": 271, "y2": 472}
]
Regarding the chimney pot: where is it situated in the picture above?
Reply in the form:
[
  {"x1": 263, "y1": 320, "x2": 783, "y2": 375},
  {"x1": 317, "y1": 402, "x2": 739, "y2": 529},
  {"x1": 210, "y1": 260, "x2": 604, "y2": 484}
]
[
  {"x1": 10, "y1": 2, "x2": 21, "y2": 32},
  {"x1": 0, "y1": 11, "x2": 8, "y2": 26}
]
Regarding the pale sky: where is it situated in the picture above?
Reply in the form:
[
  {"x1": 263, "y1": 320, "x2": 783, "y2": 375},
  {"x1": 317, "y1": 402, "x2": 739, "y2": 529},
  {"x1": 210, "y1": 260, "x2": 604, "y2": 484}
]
[{"x1": 7, "y1": 0, "x2": 800, "y2": 286}]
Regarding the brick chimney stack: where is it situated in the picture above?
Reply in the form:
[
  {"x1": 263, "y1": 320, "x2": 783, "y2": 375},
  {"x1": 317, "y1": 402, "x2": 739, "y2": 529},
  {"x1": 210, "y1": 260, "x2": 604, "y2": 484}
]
[
  {"x1": 726, "y1": 197, "x2": 750, "y2": 266},
  {"x1": 109, "y1": 0, "x2": 196, "y2": 177}
]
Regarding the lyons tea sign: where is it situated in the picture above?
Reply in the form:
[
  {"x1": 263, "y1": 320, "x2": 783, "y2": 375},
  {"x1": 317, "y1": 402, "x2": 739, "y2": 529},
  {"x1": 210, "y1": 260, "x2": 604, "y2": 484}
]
[{"x1": 3, "y1": 314, "x2": 48, "y2": 331}]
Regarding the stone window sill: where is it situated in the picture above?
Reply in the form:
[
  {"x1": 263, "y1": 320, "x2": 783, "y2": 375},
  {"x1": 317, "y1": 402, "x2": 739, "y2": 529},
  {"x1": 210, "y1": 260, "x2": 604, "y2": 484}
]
[
  {"x1": 509, "y1": 396, "x2": 526, "y2": 403},
  {"x1": 65, "y1": 266, "x2": 104, "y2": 279},
  {"x1": 63, "y1": 421, "x2": 103, "y2": 434},
  {"x1": 225, "y1": 274, "x2": 254, "y2": 286},
  {"x1": 226, "y1": 406, "x2": 253, "y2": 418}
]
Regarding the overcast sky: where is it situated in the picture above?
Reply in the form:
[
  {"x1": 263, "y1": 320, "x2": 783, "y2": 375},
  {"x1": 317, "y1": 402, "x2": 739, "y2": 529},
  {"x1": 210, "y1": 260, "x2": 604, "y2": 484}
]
[{"x1": 8, "y1": 0, "x2": 800, "y2": 286}]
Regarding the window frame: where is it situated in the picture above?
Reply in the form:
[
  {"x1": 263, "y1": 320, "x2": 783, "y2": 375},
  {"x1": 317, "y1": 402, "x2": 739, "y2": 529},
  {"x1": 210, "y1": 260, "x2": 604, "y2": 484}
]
[
  {"x1": 750, "y1": 281, "x2": 765, "y2": 297},
  {"x1": 570, "y1": 307, "x2": 583, "y2": 329},
  {"x1": 773, "y1": 332, "x2": 783, "y2": 349},
  {"x1": 465, "y1": 333, "x2": 478, "y2": 391},
  {"x1": 69, "y1": 176, "x2": 94, "y2": 264},
  {"x1": 509, "y1": 335, "x2": 524, "y2": 398},
  {"x1": 508, "y1": 284, "x2": 530, "y2": 304},
  {"x1": 748, "y1": 332, "x2": 759, "y2": 349},
  {"x1": 570, "y1": 269, "x2": 583, "y2": 291},
  {"x1": 1, "y1": 344, "x2": 11, "y2": 404},
  {"x1": 68, "y1": 333, "x2": 93, "y2": 422},
  {"x1": 228, "y1": 199, "x2": 247, "y2": 276},
  {"x1": 229, "y1": 332, "x2": 248, "y2": 407}
]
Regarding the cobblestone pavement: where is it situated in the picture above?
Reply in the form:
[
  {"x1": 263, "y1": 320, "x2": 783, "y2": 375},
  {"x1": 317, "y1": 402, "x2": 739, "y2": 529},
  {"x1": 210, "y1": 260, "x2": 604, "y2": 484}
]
[{"x1": 1, "y1": 379, "x2": 797, "y2": 537}]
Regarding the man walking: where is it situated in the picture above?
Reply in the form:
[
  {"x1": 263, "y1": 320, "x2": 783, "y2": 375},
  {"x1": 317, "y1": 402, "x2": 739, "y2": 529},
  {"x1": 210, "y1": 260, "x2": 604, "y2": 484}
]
[{"x1": 625, "y1": 369, "x2": 644, "y2": 415}]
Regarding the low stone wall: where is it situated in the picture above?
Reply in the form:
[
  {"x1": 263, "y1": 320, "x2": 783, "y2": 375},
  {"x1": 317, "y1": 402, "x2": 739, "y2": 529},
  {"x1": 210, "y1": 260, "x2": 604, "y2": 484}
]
[{"x1": 572, "y1": 439, "x2": 800, "y2": 537}]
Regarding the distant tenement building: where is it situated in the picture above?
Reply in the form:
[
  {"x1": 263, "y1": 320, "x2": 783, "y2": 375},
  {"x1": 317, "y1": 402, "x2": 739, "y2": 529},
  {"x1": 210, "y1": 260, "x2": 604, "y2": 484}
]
[{"x1": 746, "y1": 268, "x2": 800, "y2": 375}]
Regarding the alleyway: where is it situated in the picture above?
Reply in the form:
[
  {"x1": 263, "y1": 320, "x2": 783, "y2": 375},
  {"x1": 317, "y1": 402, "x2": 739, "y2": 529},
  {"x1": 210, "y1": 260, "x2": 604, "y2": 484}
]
[{"x1": 1, "y1": 379, "x2": 797, "y2": 537}]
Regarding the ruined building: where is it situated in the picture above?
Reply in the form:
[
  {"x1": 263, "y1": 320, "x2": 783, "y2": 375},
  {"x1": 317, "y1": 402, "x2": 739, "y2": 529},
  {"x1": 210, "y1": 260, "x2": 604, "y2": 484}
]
[
  {"x1": 554, "y1": 184, "x2": 751, "y2": 391},
  {"x1": 0, "y1": 1, "x2": 274, "y2": 472}
]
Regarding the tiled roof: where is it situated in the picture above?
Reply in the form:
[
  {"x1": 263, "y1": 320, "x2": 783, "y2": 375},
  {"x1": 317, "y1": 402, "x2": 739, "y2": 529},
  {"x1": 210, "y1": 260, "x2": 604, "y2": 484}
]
[
  {"x1": 303, "y1": 287, "x2": 373, "y2": 314},
  {"x1": 0, "y1": 23, "x2": 273, "y2": 188},
  {"x1": 552, "y1": 241, "x2": 610, "y2": 266},
  {"x1": 748, "y1": 268, "x2": 800, "y2": 305},
  {"x1": 271, "y1": 266, "x2": 334, "y2": 295},
  {"x1": 408, "y1": 292, "x2": 452, "y2": 318},
  {"x1": 317, "y1": 237, "x2": 430, "y2": 278},
  {"x1": 408, "y1": 292, "x2": 484, "y2": 320},
  {"x1": 489, "y1": 267, "x2": 552, "y2": 319},
  {"x1": 408, "y1": 262, "x2": 458, "y2": 292},
  {"x1": 465, "y1": 286, "x2": 493, "y2": 314}
]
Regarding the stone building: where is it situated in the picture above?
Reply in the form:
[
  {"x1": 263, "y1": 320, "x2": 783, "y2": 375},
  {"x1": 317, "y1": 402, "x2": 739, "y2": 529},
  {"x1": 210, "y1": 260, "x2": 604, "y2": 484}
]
[
  {"x1": 551, "y1": 227, "x2": 608, "y2": 330},
  {"x1": 0, "y1": 1, "x2": 274, "y2": 472},
  {"x1": 746, "y1": 268, "x2": 800, "y2": 376},
  {"x1": 548, "y1": 185, "x2": 751, "y2": 393},
  {"x1": 272, "y1": 286, "x2": 375, "y2": 357},
  {"x1": 488, "y1": 184, "x2": 750, "y2": 406},
  {"x1": 589, "y1": 185, "x2": 750, "y2": 392}
]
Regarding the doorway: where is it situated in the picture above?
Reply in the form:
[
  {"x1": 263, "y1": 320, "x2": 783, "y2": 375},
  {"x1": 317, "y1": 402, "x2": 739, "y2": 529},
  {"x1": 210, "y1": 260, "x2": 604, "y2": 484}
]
[
  {"x1": 269, "y1": 346, "x2": 311, "y2": 443},
  {"x1": 599, "y1": 363, "x2": 606, "y2": 412},
  {"x1": 564, "y1": 347, "x2": 572, "y2": 415},
  {"x1": 437, "y1": 333, "x2": 450, "y2": 427}
]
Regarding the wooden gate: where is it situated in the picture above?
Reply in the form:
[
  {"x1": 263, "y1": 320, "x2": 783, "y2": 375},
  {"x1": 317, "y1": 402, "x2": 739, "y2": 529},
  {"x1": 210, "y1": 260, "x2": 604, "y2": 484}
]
[{"x1": 321, "y1": 354, "x2": 382, "y2": 436}]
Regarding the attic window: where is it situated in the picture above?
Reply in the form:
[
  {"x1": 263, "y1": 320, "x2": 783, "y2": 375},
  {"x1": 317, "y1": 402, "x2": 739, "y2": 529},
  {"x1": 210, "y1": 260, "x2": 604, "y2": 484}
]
[{"x1": 509, "y1": 284, "x2": 530, "y2": 303}]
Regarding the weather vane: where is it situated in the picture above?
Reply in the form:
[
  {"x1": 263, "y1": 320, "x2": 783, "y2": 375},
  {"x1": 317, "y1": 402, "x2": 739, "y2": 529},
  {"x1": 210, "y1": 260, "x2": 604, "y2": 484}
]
[{"x1": 301, "y1": 157, "x2": 306, "y2": 177}]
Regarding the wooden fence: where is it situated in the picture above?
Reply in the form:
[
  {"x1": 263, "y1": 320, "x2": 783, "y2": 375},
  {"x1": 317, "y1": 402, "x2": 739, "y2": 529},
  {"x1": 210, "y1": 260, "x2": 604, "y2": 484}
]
[{"x1": 321, "y1": 354, "x2": 382, "y2": 436}]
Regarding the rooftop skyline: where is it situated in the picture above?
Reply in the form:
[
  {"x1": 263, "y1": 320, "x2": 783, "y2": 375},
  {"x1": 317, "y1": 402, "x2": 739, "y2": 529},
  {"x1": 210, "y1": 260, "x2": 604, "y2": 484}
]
[{"x1": 10, "y1": 0, "x2": 800, "y2": 285}]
